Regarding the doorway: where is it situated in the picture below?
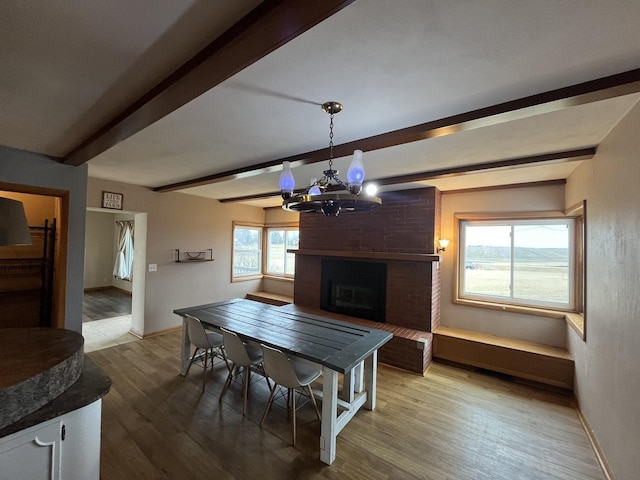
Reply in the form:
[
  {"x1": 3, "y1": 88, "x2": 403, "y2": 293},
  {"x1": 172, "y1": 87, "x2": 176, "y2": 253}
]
[
  {"x1": 0, "y1": 187, "x2": 67, "y2": 329},
  {"x1": 82, "y1": 208, "x2": 147, "y2": 352}
]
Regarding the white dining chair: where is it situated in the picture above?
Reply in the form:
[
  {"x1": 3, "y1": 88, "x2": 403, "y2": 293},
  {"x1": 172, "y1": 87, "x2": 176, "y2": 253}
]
[
  {"x1": 184, "y1": 313, "x2": 226, "y2": 392},
  {"x1": 218, "y1": 327, "x2": 270, "y2": 416},
  {"x1": 259, "y1": 344, "x2": 322, "y2": 445}
]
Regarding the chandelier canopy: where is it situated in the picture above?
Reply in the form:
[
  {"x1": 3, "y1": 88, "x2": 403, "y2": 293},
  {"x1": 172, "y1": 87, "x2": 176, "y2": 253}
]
[{"x1": 279, "y1": 101, "x2": 381, "y2": 217}]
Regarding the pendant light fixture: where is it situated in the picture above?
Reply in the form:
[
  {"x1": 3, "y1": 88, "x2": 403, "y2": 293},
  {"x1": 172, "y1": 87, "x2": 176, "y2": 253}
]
[{"x1": 279, "y1": 102, "x2": 381, "y2": 216}]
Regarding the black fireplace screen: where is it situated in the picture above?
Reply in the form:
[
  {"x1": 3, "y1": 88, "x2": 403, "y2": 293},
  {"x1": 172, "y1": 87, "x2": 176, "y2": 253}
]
[{"x1": 320, "y1": 258, "x2": 386, "y2": 322}]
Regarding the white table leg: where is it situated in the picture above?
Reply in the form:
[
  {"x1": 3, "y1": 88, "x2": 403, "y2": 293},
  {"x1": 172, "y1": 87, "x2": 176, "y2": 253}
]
[
  {"x1": 320, "y1": 367, "x2": 338, "y2": 465},
  {"x1": 354, "y1": 361, "x2": 364, "y2": 393},
  {"x1": 364, "y1": 350, "x2": 377, "y2": 411},
  {"x1": 180, "y1": 317, "x2": 190, "y2": 375},
  {"x1": 341, "y1": 369, "x2": 355, "y2": 403}
]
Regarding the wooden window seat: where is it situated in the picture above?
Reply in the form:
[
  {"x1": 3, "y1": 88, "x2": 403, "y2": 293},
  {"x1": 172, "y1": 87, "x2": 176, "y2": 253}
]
[
  {"x1": 433, "y1": 326, "x2": 574, "y2": 391},
  {"x1": 245, "y1": 291, "x2": 293, "y2": 306}
]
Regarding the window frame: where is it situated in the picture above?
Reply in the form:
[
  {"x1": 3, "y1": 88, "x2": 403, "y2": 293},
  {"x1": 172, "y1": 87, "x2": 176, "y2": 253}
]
[
  {"x1": 454, "y1": 210, "x2": 585, "y2": 321},
  {"x1": 231, "y1": 222, "x2": 264, "y2": 282},
  {"x1": 264, "y1": 223, "x2": 299, "y2": 279},
  {"x1": 565, "y1": 200, "x2": 586, "y2": 340}
]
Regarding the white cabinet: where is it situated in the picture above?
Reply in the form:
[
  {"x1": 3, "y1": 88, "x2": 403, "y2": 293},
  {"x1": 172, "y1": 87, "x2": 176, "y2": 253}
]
[{"x1": 0, "y1": 400, "x2": 102, "y2": 480}]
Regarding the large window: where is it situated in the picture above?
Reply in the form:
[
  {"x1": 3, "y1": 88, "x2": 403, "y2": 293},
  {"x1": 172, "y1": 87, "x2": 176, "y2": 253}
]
[
  {"x1": 458, "y1": 217, "x2": 575, "y2": 310},
  {"x1": 266, "y1": 227, "x2": 299, "y2": 277},
  {"x1": 232, "y1": 223, "x2": 262, "y2": 280}
]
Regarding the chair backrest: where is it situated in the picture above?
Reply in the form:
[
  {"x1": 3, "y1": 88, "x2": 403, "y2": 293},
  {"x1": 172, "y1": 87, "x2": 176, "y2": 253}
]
[
  {"x1": 185, "y1": 314, "x2": 210, "y2": 349},
  {"x1": 220, "y1": 327, "x2": 252, "y2": 366},
  {"x1": 261, "y1": 344, "x2": 301, "y2": 389}
]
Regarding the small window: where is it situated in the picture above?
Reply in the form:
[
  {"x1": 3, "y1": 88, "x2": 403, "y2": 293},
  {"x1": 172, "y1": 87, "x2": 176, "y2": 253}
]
[
  {"x1": 459, "y1": 217, "x2": 574, "y2": 310},
  {"x1": 232, "y1": 223, "x2": 262, "y2": 280},
  {"x1": 266, "y1": 228, "x2": 299, "y2": 277}
]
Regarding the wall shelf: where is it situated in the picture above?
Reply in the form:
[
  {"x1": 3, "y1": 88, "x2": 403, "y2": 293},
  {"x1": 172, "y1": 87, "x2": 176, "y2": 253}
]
[{"x1": 174, "y1": 249, "x2": 214, "y2": 263}]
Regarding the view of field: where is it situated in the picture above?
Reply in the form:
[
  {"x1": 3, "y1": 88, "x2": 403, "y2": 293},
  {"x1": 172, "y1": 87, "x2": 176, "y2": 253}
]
[{"x1": 463, "y1": 246, "x2": 570, "y2": 304}]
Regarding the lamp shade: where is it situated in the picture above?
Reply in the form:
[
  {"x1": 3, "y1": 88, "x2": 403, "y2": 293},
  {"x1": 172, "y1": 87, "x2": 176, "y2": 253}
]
[
  {"x1": 346, "y1": 150, "x2": 365, "y2": 185},
  {"x1": 279, "y1": 161, "x2": 295, "y2": 193},
  {"x1": 0, "y1": 197, "x2": 32, "y2": 246}
]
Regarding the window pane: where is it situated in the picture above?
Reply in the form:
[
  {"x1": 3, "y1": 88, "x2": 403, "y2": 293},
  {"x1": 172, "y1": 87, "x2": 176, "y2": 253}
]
[
  {"x1": 266, "y1": 228, "x2": 298, "y2": 276},
  {"x1": 460, "y1": 219, "x2": 573, "y2": 309},
  {"x1": 513, "y1": 224, "x2": 570, "y2": 304},
  {"x1": 267, "y1": 230, "x2": 286, "y2": 274},
  {"x1": 285, "y1": 230, "x2": 298, "y2": 275},
  {"x1": 463, "y1": 225, "x2": 511, "y2": 298},
  {"x1": 233, "y1": 226, "x2": 261, "y2": 277}
]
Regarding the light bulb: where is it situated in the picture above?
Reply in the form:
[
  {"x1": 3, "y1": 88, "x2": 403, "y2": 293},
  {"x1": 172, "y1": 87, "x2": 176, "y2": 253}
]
[
  {"x1": 279, "y1": 161, "x2": 295, "y2": 198},
  {"x1": 365, "y1": 184, "x2": 378, "y2": 196},
  {"x1": 309, "y1": 178, "x2": 321, "y2": 196}
]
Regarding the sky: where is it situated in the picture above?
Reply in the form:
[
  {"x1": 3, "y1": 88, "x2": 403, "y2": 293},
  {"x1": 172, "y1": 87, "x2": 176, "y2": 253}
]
[{"x1": 465, "y1": 222, "x2": 570, "y2": 249}]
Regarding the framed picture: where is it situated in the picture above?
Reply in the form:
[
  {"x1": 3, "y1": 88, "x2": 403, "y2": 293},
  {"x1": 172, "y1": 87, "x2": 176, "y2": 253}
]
[{"x1": 102, "y1": 191, "x2": 123, "y2": 210}]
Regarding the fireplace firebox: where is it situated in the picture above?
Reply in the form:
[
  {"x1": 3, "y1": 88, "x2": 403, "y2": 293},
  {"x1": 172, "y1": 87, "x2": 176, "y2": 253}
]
[{"x1": 320, "y1": 258, "x2": 386, "y2": 322}]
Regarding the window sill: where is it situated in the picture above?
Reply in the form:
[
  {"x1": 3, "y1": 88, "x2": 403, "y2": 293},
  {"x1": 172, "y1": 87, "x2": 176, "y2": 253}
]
[
  {"x1": 231, "y1": 274, "x2": 263, "y2": 283},
  {"x1": 263, "y1": 275, "x2": 294, "y2": 283},
  {"x1": 454, "y1": 297, "x2": 571, "y2": 320},
  {"x1": 565, "y1": 312, "x2": 585, "y2": 340}
]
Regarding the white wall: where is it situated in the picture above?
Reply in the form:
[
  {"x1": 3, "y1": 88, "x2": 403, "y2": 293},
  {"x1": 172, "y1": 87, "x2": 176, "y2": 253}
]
[
  {"x1": 83, "y1": 210, "x2": 115, "y2": 289},
  {"x1": 0, "y1": 146, "x2": 88, "y2": 333},
  {"x1": 440, "y1": 184, "x2": 567, "y2": 347},
  {"x1": 87, "y1": 178, "x2": 265, "y2": 335},
  {"x1": 565, "y1": 101, "x2": 640, "y2": 480}
]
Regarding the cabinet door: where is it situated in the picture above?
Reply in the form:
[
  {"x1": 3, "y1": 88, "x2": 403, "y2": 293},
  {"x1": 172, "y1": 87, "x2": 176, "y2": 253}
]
[
  {"x1": 59, "y1": 400, "x2": 102, "y2": 479},
  {"x1": 0, "y1": 419, "x2": 62, "y2": 480}
]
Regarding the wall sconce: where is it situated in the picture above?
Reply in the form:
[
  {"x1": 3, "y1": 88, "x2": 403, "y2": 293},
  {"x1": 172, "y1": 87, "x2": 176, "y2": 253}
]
[
  {"x1": 437, "y1": 239, "x2": 449, "y2": 253},
  {"x1": 0, "y1": 197, "x2": 32, "y2": 246}
]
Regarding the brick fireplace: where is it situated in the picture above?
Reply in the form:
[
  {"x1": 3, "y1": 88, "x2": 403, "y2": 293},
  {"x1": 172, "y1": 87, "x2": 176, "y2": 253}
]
[{"x1": 293, "y1": 187, "x2": 442, "y2": 374}]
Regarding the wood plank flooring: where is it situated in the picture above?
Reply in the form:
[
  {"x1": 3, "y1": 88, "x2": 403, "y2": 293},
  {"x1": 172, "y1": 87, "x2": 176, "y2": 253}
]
[
  {"x1": 89, "y1": 332, "x2": 604, "y2": 480},
  {"x1": 83, "y1": 288, "x2": 132, "y2": 322}
]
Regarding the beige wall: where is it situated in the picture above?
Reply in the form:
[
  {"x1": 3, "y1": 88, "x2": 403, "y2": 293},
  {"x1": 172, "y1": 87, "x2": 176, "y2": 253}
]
[
  {"x1": 440, "y1": 184, "x2": 567, "y2": 347},
  {"x1": 565, "y1": 101, "x2": 640, "y2": 480},
  {"x1": 87, "y1": 178, "x2": 265, "y2": 335}
]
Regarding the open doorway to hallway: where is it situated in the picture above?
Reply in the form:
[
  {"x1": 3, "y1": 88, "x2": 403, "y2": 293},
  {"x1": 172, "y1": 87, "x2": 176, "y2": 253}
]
[{"x1": 82, "y1": 208, "x2": 146, "y2": 352}]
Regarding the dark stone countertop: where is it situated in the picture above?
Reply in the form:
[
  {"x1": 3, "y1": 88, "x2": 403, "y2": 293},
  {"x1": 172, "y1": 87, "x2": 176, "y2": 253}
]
[{"x1": 0, "y1": 355, "x2": 111, "y2": 438}]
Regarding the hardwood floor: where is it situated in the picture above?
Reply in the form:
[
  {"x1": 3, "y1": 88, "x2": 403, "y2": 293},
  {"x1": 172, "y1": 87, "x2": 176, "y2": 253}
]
[
  {"x1": 89, "y1": 332, "x2": 604, "y2": 480},
  {"x1": 83, "y1": 288, "x2": 132, "y2": 322}
]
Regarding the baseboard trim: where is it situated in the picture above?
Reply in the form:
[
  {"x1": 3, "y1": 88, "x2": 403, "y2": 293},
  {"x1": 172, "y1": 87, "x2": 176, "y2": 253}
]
[
  {"x1": 141, "y1": 325, "x2": 182, "y2": 339},
  {"x1": 574, "y1": 399, "x2": 616, "y2": 480}
]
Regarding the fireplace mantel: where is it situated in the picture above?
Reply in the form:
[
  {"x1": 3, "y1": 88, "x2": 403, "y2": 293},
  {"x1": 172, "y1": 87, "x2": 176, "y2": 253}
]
[{"x1": 291, "y1": 249, "x2": 440, "y2": 263}]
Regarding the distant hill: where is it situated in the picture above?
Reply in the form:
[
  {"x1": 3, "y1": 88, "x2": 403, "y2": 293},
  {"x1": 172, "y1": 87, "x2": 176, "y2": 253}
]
[{"x1": 466, "y1": 246, "x2": 568, "y2": 263}]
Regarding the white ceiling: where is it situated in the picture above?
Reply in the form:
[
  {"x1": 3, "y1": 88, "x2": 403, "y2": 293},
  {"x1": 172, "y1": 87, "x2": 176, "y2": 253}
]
[{"x1": 1, "y1": 1, "x2": 639, "y2": 208}]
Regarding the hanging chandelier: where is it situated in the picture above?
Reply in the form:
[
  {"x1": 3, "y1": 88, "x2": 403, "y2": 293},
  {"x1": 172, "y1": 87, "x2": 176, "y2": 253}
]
[{"x1": 279, "y1": 101, "x2": 382, "y2": 217}]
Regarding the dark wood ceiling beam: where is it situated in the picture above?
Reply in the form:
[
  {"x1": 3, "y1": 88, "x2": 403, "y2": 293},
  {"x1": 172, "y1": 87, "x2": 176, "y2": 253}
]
[
  {"x1": 61, "y1": 0, "x2": 356, "y2": 166},
  {"x1": 217, "y1": 147, "x2": 596, "y2": 203},
  {"x1": 154, "y1": 68, "x2": 640, "y2": 193}
]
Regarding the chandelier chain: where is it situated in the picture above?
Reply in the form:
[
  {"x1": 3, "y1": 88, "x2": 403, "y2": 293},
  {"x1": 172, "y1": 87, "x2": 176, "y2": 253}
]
[{"x1": 328, "y1": 113, "x2": 334, "y2": 171}]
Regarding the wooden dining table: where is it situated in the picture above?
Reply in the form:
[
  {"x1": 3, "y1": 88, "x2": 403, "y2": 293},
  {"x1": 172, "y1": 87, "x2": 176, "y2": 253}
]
[{"x1": 173, "y1": 298, "x2": 392, "y2": 465}]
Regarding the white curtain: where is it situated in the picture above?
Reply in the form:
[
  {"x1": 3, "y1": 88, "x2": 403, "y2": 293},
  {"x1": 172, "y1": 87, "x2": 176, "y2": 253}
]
[{"x1": 113, "y1": 221, "x2": 134, "y2": 281}]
